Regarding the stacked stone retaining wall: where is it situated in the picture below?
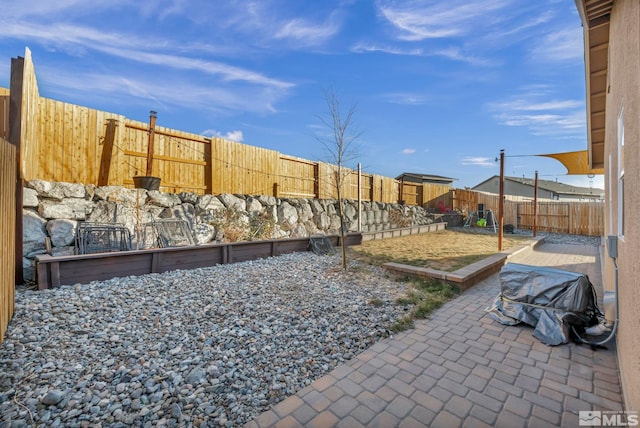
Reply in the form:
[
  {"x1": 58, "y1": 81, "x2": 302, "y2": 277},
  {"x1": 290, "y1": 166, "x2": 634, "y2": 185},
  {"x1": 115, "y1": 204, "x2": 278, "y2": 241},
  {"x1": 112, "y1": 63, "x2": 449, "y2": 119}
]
[{"x1": 21, "y1": 180, "x2": 440, "y2": 282}]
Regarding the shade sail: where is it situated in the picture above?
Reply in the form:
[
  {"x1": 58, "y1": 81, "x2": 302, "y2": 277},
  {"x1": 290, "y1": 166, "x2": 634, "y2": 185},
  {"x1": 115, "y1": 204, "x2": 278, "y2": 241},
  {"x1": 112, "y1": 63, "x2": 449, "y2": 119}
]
[{"x1": 538, "y1": 150, "x2": 604, "y2": 175}]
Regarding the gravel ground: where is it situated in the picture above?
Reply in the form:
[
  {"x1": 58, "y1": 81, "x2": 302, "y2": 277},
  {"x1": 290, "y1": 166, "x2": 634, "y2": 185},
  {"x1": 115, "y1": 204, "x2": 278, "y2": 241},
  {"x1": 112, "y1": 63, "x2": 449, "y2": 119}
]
[
  {"x1": 0, "y1": 231, "x2": 599, "y2": 427},
  {"x1": 449, "y1": 226, "x2": 602, "y2": 247},
  {"x1": 531, "y1": 231, "x2": 601, "y2": 246},
  {"x1": 0, "y1": 253, "x2": 411, "y2": 427}
]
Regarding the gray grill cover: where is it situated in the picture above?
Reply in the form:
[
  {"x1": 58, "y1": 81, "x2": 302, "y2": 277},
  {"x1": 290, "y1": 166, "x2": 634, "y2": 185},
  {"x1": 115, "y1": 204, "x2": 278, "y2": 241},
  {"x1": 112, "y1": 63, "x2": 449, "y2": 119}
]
[{"x1": 488, "y1": 263, "x2": 600, "y2": 345}]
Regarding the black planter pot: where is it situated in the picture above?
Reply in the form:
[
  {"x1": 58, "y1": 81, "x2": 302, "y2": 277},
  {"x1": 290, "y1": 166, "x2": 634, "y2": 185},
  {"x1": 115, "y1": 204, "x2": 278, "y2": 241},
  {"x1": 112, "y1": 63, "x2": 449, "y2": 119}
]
[{"x1": 133, "y1": 176, "x2": 161, "y2": 191}]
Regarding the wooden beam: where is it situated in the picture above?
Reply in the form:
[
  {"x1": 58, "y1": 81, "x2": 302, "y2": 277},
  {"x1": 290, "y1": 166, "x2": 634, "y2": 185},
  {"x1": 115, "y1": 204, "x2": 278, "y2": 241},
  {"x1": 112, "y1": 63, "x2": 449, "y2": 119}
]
[
  {"x1": 125, "y1": 122, "x2": 212, "y2": 144},
  {"x1": 124, "y1": 150, "x2": 207, "y2": 166}
]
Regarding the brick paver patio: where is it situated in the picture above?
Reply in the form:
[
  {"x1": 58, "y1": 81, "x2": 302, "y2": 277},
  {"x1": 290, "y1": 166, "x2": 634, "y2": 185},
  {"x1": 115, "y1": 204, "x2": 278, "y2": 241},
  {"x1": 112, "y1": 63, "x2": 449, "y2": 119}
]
[{"x1": 245, "y1": 242, "x2": 624, "y2": 428}]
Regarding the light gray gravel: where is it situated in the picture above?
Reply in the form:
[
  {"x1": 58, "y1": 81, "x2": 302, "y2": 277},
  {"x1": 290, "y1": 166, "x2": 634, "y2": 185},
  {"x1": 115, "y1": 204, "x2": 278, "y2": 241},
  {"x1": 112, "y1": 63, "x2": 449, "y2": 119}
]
[
  {"x1": 0, "y1": 231, "x2": 598, "y2": 427},
  {"x1": 0, "y1": 252, "x2": 411, "y2": 427},
  {"x1": 532, "y1": 231, "x2": 601, "y2": 246},
  {"x1": 449, "y1": 226, "x2": 602, "y2": 247}
]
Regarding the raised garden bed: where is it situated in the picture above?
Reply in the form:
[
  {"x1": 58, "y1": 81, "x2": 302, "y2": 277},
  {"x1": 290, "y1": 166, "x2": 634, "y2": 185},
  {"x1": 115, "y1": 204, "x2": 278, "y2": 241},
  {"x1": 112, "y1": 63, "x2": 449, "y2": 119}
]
[
  {"x1": 360, "y1": 222, "x2": 446, "y2": 242},
  {"x1": 36, "y1": 233, "x2": 363, "y2": 290}
]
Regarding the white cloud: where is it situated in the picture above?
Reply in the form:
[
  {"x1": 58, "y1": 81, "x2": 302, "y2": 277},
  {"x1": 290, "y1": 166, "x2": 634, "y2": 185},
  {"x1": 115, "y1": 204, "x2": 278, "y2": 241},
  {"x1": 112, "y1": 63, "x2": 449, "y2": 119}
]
[
  {"x1": 202, "y1": 129, "x2": 244, "y2": 142},
  {"x1": 376, "y1": 0, "x2": 513, "y2": 41},
  {"x1": 482, "y1": 10, "x2": 554, "y2": 45},
  {"x1": 351, "y1": 43, "x2": 424, "y2": 56},
  {"x1": 98, "y1": 46, "x2": 293, "y2": 89},
  {"x1": 224, "y1": 130, "x2": 244, "y2": 142},
  {"x1": 3, "y1": 0, "x2": 131, "y2": 20},
  {"x1": 499, "y1": 112, "x2": 584, "y2": 130},
  {"x1": 493, "y1": 99, "x2": 583, "y2": 111},
  {"x1": 461, "y1": 156, "x2": 496, "y2": 167},
  {"x1": 530, "y1": 27, "x2": 583, "y2": 62},
  {"x1": 489, "y1": 90, "x2": 586, "y2": 138},
  {"x1": 206, "y1": 1, "x2": 344, "y2": 49},
  {"x1": 0, "y1": 20, "x2": 293, "y2": 90},
  {"x1": 432, "y1": 47, "x2": 493, "y2": 66},
  {"x1": 383, "y1": 92, "x2": 426, "y2": 105},
  {"x1": 401, "y1": 148, "x2": 416, "y2": 154},
  {"x1": 274, "y1": 15, "x2": 341, "y2": 47},
  {"x1": 372, "y1": 0, "x2": 563, "y2": 68},
  {"x1": 42, "y1": 67, "x2": 284, "y2": 115}
]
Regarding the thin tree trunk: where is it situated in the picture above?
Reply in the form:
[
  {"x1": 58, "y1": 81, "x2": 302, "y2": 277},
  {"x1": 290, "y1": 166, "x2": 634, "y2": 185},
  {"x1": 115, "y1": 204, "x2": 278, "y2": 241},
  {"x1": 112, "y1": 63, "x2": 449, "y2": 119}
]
[{"x1": 336, "y1": 169, "x2": 347, "y2": 269}]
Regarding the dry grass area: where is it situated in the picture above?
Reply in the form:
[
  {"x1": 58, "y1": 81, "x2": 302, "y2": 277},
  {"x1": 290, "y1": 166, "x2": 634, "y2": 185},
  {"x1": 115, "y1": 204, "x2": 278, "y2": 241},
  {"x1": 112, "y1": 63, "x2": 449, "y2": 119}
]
[{"x1": 349, "y1": 228, "x2": 531, "y2": 272}]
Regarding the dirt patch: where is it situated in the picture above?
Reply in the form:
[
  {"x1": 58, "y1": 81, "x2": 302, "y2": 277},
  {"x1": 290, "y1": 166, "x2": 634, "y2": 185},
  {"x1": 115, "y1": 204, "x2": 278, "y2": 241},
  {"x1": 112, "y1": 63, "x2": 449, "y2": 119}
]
[{"x1": 349, "y1": 228, "x2": 531, "y2": 272}]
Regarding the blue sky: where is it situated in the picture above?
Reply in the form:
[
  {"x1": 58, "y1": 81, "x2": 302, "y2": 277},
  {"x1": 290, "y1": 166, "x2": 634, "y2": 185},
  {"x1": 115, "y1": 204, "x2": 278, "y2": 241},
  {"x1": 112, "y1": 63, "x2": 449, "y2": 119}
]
[{"x1": 0, "y1": 0, "x2": 604, "y2": 190}]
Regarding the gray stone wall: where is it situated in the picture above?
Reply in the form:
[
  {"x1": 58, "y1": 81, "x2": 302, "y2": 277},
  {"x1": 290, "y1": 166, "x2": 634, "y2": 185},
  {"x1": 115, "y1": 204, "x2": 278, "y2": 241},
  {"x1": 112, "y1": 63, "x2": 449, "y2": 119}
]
[{"x1": 21, "y1": 180, "x2": 437, "y2": 282}]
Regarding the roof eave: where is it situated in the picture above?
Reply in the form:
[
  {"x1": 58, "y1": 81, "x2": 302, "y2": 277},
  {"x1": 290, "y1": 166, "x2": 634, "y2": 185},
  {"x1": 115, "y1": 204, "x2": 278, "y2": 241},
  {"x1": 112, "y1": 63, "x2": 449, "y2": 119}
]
[{"x1": 575, "y1": 0, "x2": 613, "y2": 170}]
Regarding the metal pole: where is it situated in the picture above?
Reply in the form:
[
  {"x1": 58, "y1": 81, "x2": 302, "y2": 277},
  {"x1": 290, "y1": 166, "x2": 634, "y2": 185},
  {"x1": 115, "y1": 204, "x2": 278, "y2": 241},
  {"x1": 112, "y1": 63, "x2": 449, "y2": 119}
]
[
  {"x1": 498, "y1": 149, "x2": 505, "y2": 251},
  {"x1": 145, "y1": 110, "x2": 157, "y2": 176},
  {"x1": 357, "y1": 163, "x2": 362, "y2": 232},
  {"x1": 533, "y1": 170, "x2": 538, "y2": 237}
]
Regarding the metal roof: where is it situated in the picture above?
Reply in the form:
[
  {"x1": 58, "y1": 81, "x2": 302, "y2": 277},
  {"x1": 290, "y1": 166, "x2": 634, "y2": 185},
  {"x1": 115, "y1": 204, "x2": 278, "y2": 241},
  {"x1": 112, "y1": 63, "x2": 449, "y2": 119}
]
[
  {"x1": 505, "y1": 176, "x2": 603, "y2": 197},
  {"x1": 395, "y1": 172, "x2": 457, "y2": 182}
]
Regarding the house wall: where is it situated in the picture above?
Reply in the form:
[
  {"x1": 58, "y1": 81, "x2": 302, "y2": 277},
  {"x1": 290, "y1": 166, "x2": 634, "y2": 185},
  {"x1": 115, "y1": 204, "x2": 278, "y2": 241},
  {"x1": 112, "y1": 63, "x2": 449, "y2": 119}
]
[
  {"x1": 604, "y1": 0, "x2": 640, "y2": 412},
  {"x1": 473, "y1": 177, "x2": 555, "y2": 199},
  {"x1": 556, "y1": 193, "x2": 601, "y2": 202}
]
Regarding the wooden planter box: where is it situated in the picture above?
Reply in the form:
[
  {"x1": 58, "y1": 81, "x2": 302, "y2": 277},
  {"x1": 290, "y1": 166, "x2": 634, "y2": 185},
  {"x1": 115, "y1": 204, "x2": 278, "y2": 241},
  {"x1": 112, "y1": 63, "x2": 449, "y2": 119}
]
[{"x1": 36, "y1": 233, "x2": 362, "y2": 290}]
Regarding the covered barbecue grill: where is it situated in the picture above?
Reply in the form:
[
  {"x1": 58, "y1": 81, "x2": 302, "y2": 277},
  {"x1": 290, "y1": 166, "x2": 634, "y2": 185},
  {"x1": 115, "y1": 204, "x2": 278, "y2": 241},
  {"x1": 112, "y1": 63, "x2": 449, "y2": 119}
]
[{"x1": 488, "y1": 263, "x2": 602, "y2": 345}]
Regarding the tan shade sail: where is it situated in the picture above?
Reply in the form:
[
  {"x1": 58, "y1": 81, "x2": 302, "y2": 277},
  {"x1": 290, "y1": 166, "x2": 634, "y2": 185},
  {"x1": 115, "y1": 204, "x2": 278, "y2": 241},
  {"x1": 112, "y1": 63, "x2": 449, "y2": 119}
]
[{"x1": 538, "y1": 150, "x2": 604, "y2": 175}]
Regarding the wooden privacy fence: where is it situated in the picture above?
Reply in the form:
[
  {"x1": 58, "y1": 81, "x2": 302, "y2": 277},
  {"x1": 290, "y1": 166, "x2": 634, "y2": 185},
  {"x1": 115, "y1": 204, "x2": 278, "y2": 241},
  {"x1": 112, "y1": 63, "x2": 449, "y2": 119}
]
[
  {"x1": 5, "y1": 49, "x2": 450, "y2": 205},
  {"x1": 516, "y1": 202, "x2": 604, "y2": 236},
  {"x1": 0, "y1": 136, "x2": 16, "y2": 344},
  {"x1": 444, "y1": 189, "x2": 604, "y2": 236}
]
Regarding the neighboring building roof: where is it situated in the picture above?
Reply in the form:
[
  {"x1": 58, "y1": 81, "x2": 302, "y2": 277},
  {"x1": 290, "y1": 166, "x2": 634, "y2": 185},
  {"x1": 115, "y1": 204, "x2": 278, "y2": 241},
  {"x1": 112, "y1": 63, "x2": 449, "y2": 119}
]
[
  {"x1": 473, "y1": 175, "x2": 604, "y2": 198},
  {"x1": 395, "y1": 172, "x2": 457, "y2": 184}
]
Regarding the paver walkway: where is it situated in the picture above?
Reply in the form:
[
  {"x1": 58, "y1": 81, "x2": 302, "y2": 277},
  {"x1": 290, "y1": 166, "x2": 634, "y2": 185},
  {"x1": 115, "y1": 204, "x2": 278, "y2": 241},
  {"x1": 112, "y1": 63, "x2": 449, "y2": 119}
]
[{"x1": 245, "y1": 243, "x2": 624, "y2": 428}]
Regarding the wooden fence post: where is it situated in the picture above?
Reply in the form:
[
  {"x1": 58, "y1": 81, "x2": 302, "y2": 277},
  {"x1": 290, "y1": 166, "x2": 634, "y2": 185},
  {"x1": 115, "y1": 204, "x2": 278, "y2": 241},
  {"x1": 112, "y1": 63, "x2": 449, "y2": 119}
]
[
  {"x1": 357, "y1": 163, "x2": 362, "y2": 231},
  {"x1": 145, "y1": 111, "x2": 157, "y2": 176},
  {"x1": 9, "y1": 55, "x2": 24, "y2": 285},
  {"x1": 314, "y1": 162, "x2": 319, "y2": 199},
  {"x1": 533, "y1": 170, "x2": 538, "y2": 237},
  {"x1": 99, "y1": 119, "x2": 118, "y2": 186},
  {"x1": 498, "y1": 149, "x2": 505, "y2": 251}
]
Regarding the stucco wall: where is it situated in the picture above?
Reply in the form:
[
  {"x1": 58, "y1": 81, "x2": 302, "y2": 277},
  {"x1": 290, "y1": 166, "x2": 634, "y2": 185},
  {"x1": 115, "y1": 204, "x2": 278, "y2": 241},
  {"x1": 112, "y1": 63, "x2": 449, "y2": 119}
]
[{"x1": 604, "y1": 0, "x2": 640, "y2": 412}]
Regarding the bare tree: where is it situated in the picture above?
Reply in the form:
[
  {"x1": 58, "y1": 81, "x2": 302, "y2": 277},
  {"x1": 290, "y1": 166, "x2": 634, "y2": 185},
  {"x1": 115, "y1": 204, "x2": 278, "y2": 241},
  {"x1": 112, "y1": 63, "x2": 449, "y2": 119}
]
[{"x1": 316, "y1": 86, "x2": 362, "y2": 269}]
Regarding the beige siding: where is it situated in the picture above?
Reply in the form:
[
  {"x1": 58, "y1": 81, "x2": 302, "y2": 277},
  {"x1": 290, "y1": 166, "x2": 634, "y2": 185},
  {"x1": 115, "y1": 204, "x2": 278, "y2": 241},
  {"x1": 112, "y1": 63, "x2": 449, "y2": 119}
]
[{"x1": 602, "y1": 0, "x2": 640, "y2": 411}]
